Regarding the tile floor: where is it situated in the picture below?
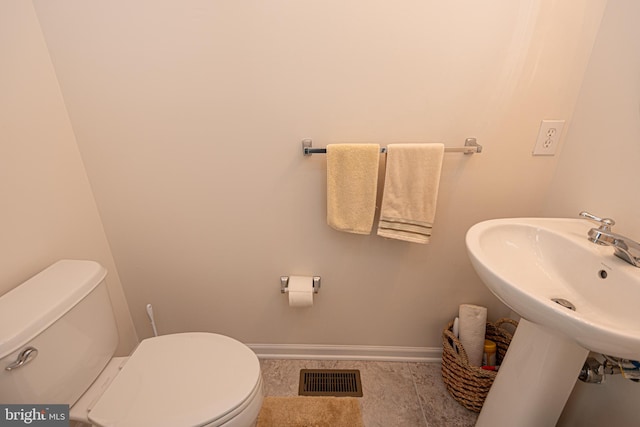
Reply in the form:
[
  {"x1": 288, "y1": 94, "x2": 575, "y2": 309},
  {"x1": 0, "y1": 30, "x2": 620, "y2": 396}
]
[{"x1": 260, "y1": 359, "x2": 478, "y2": 427}]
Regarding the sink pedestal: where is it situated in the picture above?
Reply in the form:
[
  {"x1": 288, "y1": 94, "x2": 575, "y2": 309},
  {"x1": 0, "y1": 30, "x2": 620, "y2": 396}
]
[{"x1": 476, "y1": 319, "x2": 588, "y2": 427}]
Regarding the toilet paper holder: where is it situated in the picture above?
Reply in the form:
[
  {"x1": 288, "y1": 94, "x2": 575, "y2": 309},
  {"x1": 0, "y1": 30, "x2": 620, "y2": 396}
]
[{"x1": 280, "y1": 276, "x2": 321, "y2": 294}]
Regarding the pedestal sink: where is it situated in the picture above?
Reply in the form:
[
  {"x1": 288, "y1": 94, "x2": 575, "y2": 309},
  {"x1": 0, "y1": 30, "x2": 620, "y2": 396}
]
[{"x1": 465, "y1": 217, "x2": 640, "y2": 427}]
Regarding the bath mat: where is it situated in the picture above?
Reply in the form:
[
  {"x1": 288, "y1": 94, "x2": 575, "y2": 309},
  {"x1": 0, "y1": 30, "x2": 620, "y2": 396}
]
[{"x1": 256, "y1": 396, "x2": 364, "y2": 427}]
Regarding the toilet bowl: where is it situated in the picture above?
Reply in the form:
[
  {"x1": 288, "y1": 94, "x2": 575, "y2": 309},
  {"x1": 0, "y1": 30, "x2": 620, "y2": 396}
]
[
  {"x1": 0, "y1": 260, "x2": 263, "y2": 427},
  {"x1": 74, "y1": 333, "x2": 264, "y2": 427}
]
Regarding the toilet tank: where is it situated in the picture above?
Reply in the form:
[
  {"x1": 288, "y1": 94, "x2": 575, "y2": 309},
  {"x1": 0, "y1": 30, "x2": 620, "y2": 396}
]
[{"x1": 0, "y1": 260, "x2": 119, "y2": 405}]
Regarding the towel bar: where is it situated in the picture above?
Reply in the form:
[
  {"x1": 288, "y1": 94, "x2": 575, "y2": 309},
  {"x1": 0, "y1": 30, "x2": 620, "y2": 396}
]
[{"x1": 302, "y1": 138, "x2": 482, "y2": 156}]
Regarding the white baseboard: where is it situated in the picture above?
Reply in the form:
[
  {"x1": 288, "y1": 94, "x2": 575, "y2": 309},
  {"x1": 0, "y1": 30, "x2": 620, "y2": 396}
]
[{"x1": 247, "y1": 343, "x2": 442, "y2": 363}]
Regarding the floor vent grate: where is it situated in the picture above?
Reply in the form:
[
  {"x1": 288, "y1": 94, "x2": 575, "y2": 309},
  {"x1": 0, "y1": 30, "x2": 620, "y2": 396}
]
[{"x1": 299, "y1": 369, "x2": 363, "y2": 397}]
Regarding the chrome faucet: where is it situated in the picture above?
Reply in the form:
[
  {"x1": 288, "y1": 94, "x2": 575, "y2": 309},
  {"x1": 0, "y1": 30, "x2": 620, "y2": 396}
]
[{"x1": 579, "y1": 211, "x2": 640, "y2": 267}]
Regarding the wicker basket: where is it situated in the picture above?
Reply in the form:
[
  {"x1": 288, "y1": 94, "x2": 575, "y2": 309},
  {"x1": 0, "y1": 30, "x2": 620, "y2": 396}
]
[{"x1": 441, "y1": 318, "x2": 518, "y2": 412}]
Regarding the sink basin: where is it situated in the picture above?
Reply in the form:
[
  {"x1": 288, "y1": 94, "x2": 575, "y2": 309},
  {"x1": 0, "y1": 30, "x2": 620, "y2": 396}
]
[
  {"x1": 466, "y1": 217, "x2": 640, "y2": 427},
  {"x1": 466, "y1": 217, "x2": 640, "y2": 360}
]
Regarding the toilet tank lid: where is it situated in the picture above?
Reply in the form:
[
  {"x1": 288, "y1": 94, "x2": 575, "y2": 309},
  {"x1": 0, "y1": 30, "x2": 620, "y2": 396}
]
[{"x1": 0, "y1": 260, "x2": 107, "y2": 359}]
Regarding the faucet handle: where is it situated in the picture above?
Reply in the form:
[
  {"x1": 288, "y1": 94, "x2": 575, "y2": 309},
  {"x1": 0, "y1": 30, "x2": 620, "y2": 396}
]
[{"x1": 579, "y1": 211, "x2": 615, "y2": 230}]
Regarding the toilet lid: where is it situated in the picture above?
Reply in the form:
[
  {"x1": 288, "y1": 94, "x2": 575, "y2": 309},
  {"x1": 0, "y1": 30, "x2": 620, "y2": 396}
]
[{"x1": 88, "y1": 333, "x2": 261, "y2": 427}]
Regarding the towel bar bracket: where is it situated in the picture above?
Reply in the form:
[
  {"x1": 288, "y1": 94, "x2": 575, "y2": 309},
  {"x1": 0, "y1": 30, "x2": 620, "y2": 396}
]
[
  {"x1": 302, "y1": 138, "x2": 482, "y2": 155},
  {"x1": 464, "y1": 138, "x2": 482, "y2": 154},
  {"x1": 302, "y1": 138, "x2": 313, "y2": 156}
]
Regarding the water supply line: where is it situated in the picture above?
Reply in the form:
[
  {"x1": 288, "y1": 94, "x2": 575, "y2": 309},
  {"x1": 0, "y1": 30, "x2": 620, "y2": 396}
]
[
  {"x1": 146, "y1": 303, "x2": 159, "y2": 337},
  {"x1": 579, "y1": 354, "x2": 640, "y2": 383}
]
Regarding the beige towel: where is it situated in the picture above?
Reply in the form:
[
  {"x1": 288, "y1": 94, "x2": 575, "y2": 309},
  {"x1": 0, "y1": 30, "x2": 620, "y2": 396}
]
[
  {"x1": 327, "y1": 144, "x2": 380, "y2": 234},
  {"x1": 377, "y1": 143, "x2": 444, "y2": 243}
]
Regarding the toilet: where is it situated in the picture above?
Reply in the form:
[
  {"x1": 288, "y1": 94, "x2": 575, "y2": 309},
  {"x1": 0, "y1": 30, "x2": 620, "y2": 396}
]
[{"x1": 0, "y1": 260, "x2": 264, "y2": 427}]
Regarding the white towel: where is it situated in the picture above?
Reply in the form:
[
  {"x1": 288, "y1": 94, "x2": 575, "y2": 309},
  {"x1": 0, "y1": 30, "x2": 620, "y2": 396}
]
[
  {"x1": 377, "y1": 143, "x2": 444, "y2": 243},
  {"x1": 326, "y1": 144, "x2": 380, "y2": 234}
]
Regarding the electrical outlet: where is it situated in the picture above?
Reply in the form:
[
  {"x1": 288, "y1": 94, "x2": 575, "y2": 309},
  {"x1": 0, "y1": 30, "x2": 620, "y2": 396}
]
[{"x1": 533, "y1": 120, "x2": 565, "y2": 156}]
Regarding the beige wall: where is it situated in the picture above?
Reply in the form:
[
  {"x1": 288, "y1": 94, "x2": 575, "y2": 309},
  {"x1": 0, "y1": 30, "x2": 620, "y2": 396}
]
[
  {"x1": 543, "y1": 0, "x2": 640, "y2": 425},
  {"x1": 0, "y1": 1, "x2": 137, "y2": 355},
  {"x1": 31, "y1": 0, "x2": 606, "y2": 348},
  {"x1": 9, "y1": 0, "x2": 638, "y2": 422}
]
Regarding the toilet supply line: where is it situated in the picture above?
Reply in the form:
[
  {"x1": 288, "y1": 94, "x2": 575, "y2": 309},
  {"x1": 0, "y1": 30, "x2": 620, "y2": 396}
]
[{"x1": 146, "y1": 304, "x2": 159, "y2": 336}]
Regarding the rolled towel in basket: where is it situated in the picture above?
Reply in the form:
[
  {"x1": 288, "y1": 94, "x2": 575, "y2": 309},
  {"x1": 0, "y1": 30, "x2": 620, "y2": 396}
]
[{"x1": 458, "y1": 304, "x2": 487, "y2": 366}]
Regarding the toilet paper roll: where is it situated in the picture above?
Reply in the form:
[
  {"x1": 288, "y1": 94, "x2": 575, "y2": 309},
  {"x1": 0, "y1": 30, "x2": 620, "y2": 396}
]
[
  {"x1": 288, "y1": 275, "x2": 314, "y2": 308},
  {"x1": 458, "y1": 304, "x2": 487, "y2": 367}
]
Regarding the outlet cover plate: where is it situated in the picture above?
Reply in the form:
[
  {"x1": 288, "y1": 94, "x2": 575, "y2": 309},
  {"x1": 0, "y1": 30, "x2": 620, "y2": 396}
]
[{"x1": 533, "y1": 120, "x2": 565, "y2": 156}]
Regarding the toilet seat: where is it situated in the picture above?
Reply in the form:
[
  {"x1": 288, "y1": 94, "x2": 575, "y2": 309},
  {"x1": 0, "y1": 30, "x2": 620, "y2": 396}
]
[{"x1": 88, "y1": 332, "x2": 262, "y2": 427}]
